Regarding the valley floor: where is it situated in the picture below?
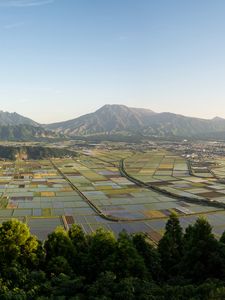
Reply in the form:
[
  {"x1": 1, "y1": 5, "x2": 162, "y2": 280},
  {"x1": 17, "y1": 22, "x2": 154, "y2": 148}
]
[{"x1": 1, "y1": 148, "x2": 225, "y2": 241}]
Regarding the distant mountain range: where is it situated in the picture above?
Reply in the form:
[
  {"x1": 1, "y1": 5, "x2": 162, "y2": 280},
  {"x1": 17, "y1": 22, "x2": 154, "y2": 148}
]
[
  {"x1": 0, "y1": 111, "x2": 59, "y2": 141},
  {"x1": 0, "y1": 111, "x2": 38, "y2": 127},
  {"x1": 47, "y1": 105, "x2": 156, "y2": 135},
  {"x1": 46, "y1": 104, "x2": 225, "y2": 140},
  {"x1": 1, "y1": 105, "x2": 225, "y2": 141}
]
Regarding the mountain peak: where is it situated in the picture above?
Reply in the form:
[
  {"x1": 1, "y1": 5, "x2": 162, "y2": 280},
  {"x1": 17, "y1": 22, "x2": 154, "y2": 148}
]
[
  {"x1": 96, "y1": 104, "x2": 130, "y2": 113},
  {"x1": 99, "y1": 104, "x2": 127, "y2": 109},
  {"x1": 47, "y1": 104, "x2": 155, "y2": 135},
  {"x1": 46, "y1": 105, "x2": 225, "y2": 139},
  {"x1": 212, "y1": 116, "x2": 225, "y2": 121},
  {"x1": 96, "y1": 104, "x2": 155, "y2": 115},
  {"x1": 0, "y1": 110, "x2": 38, "y2": 126}
]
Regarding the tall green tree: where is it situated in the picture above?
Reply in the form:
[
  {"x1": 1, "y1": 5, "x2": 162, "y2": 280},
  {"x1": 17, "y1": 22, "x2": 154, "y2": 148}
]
[
  {"x1": 69, "y1": 224, "x2": 87, "y2": 253},
  {"x1": 86, "y1": 228, "x2": 116, "y2": 281},
  {"x1": 158, "y1": 213, "x2": 183, "y2": 279},
  {"x1": 68, "y1": 224, "x2": 88, "y2": 275},
  {"x1": 113, "y1": 230, "x2": 148, "y2": 280},
  {"x1": 44, "y1": 227, "x2": 76, "y2": 276},
  {"x1": 132, "y1": 233, "x2": 162, "y2": 281},
  {"x1": 181, "y1": 217, "x2": 222, "y2": 282},
  {"x1": 0, "y1": 219, "x2": 39, "y2": 267}
]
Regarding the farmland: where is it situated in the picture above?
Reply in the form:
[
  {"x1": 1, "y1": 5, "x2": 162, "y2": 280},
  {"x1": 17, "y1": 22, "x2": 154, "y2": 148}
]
[
  {"x1": 123, "y1": 151, "x2": 225, "y2": 203},
  {"x1": 1, "y1": 147, "x2": 225, "y2": 241}
]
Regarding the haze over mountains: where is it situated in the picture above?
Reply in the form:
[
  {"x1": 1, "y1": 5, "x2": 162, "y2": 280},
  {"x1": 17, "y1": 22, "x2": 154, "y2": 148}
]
[{"x1": 1, "y1": 105, "x2": 225, "y2": 140}]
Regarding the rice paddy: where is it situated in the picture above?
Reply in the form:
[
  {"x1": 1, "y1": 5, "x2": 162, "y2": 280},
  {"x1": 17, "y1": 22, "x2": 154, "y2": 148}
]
[
  {"x1": 1, "y1": 149, "x2": 225, "y2": 242},
  {"x1": 124, "y1": 151, "x2": 225, "y2": 203}
]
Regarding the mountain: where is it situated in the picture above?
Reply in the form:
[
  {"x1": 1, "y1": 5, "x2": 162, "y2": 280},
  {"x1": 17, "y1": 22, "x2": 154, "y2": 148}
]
[
  {"x1": 47, "y1": 105, "x2": 225, "y2": 139},
  {"x1": 47, "y1": 104, "x2": 156, "y2": 135},
  {"x1": 0, "y1": 111, "x2": 38, "y2": 126},
  {"x1": 0, "y1": 111, "x2": 60, "y2": 141},
  {"x1": 141, "y1": 112, "x2": 225, "y2": 137},
  {"x1": 2, "y1": 105, "x2": 225, "y2": 141},
  {"x1": 0, "y1": 125, "x2": 62, "y2": 141}
]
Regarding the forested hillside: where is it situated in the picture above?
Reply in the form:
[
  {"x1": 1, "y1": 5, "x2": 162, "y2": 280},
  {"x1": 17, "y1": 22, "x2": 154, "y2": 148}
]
[
  {"x1": 0, "y1": 216, "x2": 225, "y2": 299},
  {"x1": 0, "y1": 145, "x2": 75, "y2": 160},
  {"x1": 0, "y1": 125, "x2": 60, "y2": 141}
]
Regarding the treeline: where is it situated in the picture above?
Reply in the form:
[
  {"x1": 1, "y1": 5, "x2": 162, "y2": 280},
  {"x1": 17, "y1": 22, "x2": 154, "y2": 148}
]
[
  {"x1": 0, "y1": 216, "x2": 225, "y2": 299},
  {"x1": 0, "y1": 146, "x2": 75, "y2": 160},
  {"x1": 0, "y1": 125, "x2": 59, "y2": 141},
  {"x1": 25, "y1": 146, "x2": 75, "y2": 159},
  {"x1": 0, "y1": 146, "x2": 18, "y2": 160}
]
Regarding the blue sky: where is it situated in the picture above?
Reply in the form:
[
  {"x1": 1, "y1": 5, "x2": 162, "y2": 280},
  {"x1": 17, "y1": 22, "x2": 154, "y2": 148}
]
[{"x1": 0, "y1": 0, "x2": 225, "y2": 123}]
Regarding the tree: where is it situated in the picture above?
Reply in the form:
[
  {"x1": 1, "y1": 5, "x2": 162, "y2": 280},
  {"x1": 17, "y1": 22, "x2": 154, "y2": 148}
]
[
  {"x1": 132, "y1": 233, "x2": 161, "y2": 281},
  {"x1": 86, "y1": 228, "x2": 116, "y2": 281},
  {"x1": 69, "y1": 224, "x2": 87, "y2": 253},
  {"x1": 87, "y1": 271, "x2": 116, "y2": 299},
  {"x1": 0, "y1": 219, "x2": 39, "y2": 267},
  {"x1": 113, "y1": 230, "x2": 148, "y2": 280},
  {"x1": 44, "y1": 227, "x2": 75, "y2": 261},
  {"x1": 47, "y1": 256, "x2": 73, "y2": 276},
  {"x1": 44, "y1": 227, "x2": 76, "y2": 276},
  {"x1": 219, "y1": 231, "x2": 225, "y2": 244},
  {"x1": 208, "y1": 286, "x2": 225, "y2": 300},
  {"x1": 158, "y1": 213, "x2": 183, "y2": 279},
  {"x1": 181, "y1": 217, "x2": 222, "y2": 282},
  {"x1": 68, "y1": 224, "x2": 88, "y2": 275}
]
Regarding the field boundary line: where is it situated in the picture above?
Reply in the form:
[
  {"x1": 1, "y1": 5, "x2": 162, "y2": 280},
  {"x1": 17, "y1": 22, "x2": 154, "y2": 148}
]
[{"x1": 120, "y1": 158, "x2": 225, "y2": 211}]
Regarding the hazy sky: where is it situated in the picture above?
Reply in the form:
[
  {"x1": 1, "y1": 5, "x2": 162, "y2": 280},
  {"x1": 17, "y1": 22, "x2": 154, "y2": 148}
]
[{"x1": 0, "y1": 0, "x2": 225, "y2": 123}]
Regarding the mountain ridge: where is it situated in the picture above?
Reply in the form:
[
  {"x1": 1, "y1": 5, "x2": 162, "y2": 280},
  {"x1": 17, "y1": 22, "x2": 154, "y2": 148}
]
[
  {"x1": 1, "y1": 105, "x2": 225, "y2": 140},
  {"x1": 0, "y1": 110, "x2": 38, "y2": 126},
  {"x1": 0, "y1": 111, "x2": 59, "y2": 141},
  {"x1": 46, "y1": 104, "x2": 157, "y2": 136},
  {"x1": 46, "y1": 104, "x2": 225, "y2": 138}
]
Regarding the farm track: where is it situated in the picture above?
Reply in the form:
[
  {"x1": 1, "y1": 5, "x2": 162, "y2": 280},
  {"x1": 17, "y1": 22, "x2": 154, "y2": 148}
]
[
  {"x1": 70, "y1": 156, "x2": 225, "y2": 222},
  {"x1": 50, "y1": 159, "x2": 168, "y2": 223},
  {"x1": 47, "y1": 157, "x2": 224, "y2": 226},
  {"x1": 120, "y1": 158, "x2": 225, "y2": 212},
  {"x1": 187, "y1": 159, "x2": 216, "y2": 179},
  {"x1": 49, "y1": 159, "x2": 120, "y2": 222},
  {"x1": 50, "y1": 158, "x2": 164, "y2": 223}
]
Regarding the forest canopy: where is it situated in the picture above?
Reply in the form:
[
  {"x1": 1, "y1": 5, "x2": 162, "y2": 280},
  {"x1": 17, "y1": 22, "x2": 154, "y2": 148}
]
[
  {"x1": 0, "y1": 216, "x2": 224, "y2": 299},
  {"x1": 0, "y1": 145, "x2": 75, "y2": 160}
]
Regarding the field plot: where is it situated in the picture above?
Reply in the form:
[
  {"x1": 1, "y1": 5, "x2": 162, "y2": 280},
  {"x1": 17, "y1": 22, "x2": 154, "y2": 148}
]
[
  {"x1": 89, "y1": 149, "x2": 133, "y2": 166},
  {"x1": 52, "y1": 154, "x2": 222, "y2": 229},
  {"x1": 0, "y1": 149, "x2": 225, "y2": 242},
  {"x1": 124, "y1": 151, "x2": 225, "y2": 203},
  {"x1": 0, "y1": 156, "x2": 186, "y2": 240},
  {"x1": 0, "y1": 159, "x2": 96, "y2": 239},
  {"x1": 211, "y1": 158, "x2": 225, "y2": 179},
  {"x1": 144, "y1": 210, "x2": 225, "y2": 240},
  {"x1": 189, "y1": 160, "x2": 214, "y2": 178}
]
